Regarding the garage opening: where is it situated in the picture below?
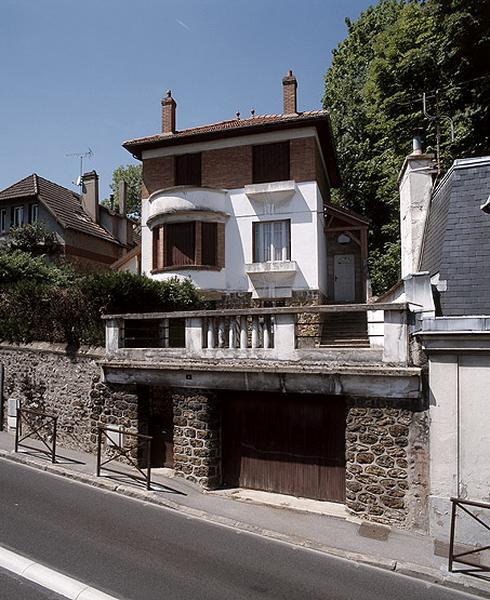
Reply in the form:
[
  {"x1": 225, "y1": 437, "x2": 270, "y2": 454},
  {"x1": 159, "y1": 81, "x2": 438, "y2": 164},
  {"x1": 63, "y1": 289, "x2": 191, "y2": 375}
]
[{"x1": 221, "y1": 392, "x2": 346, "y2": 503}]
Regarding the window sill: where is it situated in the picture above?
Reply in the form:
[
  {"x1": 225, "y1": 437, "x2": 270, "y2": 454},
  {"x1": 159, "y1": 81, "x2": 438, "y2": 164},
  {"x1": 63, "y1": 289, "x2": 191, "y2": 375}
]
[
  {"x1": 151, "y1": 265, "x2": 223, "y2": 274},
  {"x1": 245, "y1": 261, "x2": 297, "y2": 275},
  {"x1": 244, "y1": 180, "x2": 296, "y2": 202}
]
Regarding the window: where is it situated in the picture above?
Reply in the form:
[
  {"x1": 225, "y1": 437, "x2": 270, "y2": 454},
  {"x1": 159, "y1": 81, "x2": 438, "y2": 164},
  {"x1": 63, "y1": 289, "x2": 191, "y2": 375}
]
[
  {"x1": 253, "y1": 220, "x2": 290, "y2": 263},
  {"x1": 12, "y1": 206, "x2": 24, "y2": 228},
  {"x1": 152, "y1": 221, "x2": 222, "y2": 270},
  {"x1": 28, "y1": 203, "x2": 39, "y2": 223},
  {"x1": 175, "y1": 153, "x2": 202, "y2": 186},
  {"x1": 252, "y1": 141, "x2": 290, "y2": 184},
  {"x1": 0, "y1": 209, "x2": 7, "y2": 233}
]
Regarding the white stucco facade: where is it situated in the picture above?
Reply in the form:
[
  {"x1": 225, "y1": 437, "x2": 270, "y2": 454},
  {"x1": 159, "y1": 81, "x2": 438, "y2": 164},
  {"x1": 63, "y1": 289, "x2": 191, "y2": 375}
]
[{"x1": 141, "y1": 179, "x2": 327, "y2": 299}]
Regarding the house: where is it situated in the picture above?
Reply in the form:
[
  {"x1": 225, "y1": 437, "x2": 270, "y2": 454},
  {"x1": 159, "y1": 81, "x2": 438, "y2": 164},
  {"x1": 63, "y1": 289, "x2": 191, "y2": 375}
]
[
  {"x1": 0, "y1": 171, "x2": 136, "y2": 271},
  {"x1": 100, "y1": 72, "x2": 425, "y2": 529},
  {"x1": 395, "y1": 149, "x2": 490, "y2": 547},
  {"x1": 124, "y1": 70, "x2": 369, "y2": 306}
]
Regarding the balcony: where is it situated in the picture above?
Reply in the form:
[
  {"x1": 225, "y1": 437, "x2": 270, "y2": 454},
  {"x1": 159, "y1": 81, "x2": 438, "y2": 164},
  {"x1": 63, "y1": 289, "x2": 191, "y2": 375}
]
[{"x1": 104, "y1": 302, "x2": 410, "y2": 365}]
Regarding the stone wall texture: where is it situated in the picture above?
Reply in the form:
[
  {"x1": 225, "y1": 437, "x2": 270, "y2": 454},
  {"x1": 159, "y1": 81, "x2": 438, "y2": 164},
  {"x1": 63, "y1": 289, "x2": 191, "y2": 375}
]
[
  {"x1": 0, "y1": 344, "x2": 140, "y2": 459},
  {"x1": 172, "y1": 389, "x2": 221, "y2": 489},
  {"x1": 345, "y1": 398, "x2": 428, "y2": 530}
]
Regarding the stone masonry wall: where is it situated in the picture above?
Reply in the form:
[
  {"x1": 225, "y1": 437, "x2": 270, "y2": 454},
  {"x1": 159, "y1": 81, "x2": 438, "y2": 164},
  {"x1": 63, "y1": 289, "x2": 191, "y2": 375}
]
[
  {"x1": 345, "y1": 398, "x2": 428, "y2": 530},
  {"x1": 172, "y1": 389, "x2": 221, "y2": 489},
  {"x1": 0, "y1": 344, "x2": 140, "y2": 458}
]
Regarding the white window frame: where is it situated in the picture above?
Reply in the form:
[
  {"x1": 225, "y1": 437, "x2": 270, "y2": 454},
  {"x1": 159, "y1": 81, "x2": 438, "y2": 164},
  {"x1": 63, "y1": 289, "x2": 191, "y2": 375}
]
[
  {"x1": 30, "y1": 203, "x2": 39, "y2": 223},
  {"x1": 0, "y1": 209, "x2": 7, "y2": 233},
  {"x1": 13, "y1": 206, "x2": 24, "y2": 228},
  {"x1": 253, "y1": 219, "x2": 290, "y2": 263}
]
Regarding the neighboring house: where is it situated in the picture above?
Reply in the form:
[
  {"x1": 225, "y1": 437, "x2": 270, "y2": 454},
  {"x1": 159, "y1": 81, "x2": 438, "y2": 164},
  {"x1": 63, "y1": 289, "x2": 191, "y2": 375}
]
[
  {"x1": 124, "y1": 70, "x2": 369, "y2": 305},
  {"x1": 101, "y1": 72, "x2": 425, "y2": 533},
  {"x1": 385, "y1": 146, "x2": 490, "y2": 547},
  {"x1": 0, "y1": 171, "x2": 136, "y2": 271}
]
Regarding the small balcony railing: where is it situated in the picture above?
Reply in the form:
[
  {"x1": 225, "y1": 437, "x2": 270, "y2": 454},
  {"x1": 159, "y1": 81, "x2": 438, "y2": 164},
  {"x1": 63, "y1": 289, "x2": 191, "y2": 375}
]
[{"x1": 104, "y1": 302, "x2": 409, "y2": 364}]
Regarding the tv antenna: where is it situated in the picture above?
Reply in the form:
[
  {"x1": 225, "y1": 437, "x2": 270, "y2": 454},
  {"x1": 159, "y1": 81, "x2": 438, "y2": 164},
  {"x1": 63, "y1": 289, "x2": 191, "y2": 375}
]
[
  {"x1": 66, "y1": 148, "x2": 94, "y2": 192},
  {"x1": 422, "y1": 92, "x2": 455, "y2": 173}
]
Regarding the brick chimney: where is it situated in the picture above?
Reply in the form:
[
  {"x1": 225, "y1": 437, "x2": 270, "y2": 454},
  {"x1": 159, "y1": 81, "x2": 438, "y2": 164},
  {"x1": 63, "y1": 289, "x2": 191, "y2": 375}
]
[
  {"x1": 161, "y1": 90, "x2": 176, "y2": 134},
  {"x1": 81, "y1": 170, "x2": 99, "y2": 223},
  {"x1": 282, "y1": 70, "x2": 298, "y2": 115}
]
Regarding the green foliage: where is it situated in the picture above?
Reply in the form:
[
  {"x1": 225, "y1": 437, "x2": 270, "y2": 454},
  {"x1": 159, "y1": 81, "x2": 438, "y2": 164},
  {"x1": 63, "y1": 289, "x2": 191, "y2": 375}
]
[
  {"x1": 102, "y1": 164, "x2": 142, "y2": 219},
  {"x1": 0, "y1": 250, "x2": 203, "y2": 347},
  {"x1": 324, "y1": 0, "x2": 490, "y2": 293},
  {"x1": 6, "y1": 222, "x2": 61, "y2": 256}
]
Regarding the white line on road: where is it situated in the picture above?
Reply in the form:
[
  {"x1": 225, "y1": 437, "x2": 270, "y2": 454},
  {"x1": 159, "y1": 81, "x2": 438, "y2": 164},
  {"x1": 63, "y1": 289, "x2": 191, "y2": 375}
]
[{"x1": 0, "y1": 544, "x2": 121, "y2": 600}]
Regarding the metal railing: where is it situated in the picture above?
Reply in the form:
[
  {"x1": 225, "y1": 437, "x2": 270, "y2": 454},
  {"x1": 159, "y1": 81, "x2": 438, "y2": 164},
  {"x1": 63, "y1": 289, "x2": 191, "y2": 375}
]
[
  {"x1": 449, "y1": 497, "x2": 490, "y2": 574},
  {"x1": 14, "y1": 407, "x2": 58, "y2": 463},
  {"x1": 96, "y1": 426, "x2": 153, "y2": 491}
]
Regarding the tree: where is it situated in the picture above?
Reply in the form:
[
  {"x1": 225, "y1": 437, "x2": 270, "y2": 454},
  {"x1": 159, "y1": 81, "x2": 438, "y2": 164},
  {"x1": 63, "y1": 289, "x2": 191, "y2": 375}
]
[
  {"x1": 324, "y1": 0, "x2": 490, "y2": 293},
  {"x1": 4, "y1": 222, "x2": 61, "y2": 256},
  {"x1": 104, "y1": 164, "x2": 142, "y2": 219}
]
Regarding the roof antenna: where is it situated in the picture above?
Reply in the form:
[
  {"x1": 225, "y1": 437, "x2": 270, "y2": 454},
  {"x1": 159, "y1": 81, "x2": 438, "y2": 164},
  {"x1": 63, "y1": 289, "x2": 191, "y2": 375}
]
[
  {"x1": 422, "y1": 91, "x2": 455, "y2": 174},
  {"x1": 66, "y1": 148, "x2": 94, "y2": 192}
]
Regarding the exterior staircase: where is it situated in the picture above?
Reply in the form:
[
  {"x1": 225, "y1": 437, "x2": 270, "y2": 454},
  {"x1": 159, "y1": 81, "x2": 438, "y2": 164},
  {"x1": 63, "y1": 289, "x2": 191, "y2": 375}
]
[{"x1": 320, "y1": 312, "x2": 370, "y2": 348}]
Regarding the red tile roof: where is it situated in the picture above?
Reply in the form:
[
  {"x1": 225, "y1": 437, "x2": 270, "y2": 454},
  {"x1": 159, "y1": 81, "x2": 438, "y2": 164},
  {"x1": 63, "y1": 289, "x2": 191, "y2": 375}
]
[{"x1": 124, "y1": 110, "x2": 329, "y2": 147}]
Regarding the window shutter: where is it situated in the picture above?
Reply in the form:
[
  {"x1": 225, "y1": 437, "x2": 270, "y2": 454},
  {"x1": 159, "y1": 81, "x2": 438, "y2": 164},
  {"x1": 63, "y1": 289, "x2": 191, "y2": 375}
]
[
  {"x1": 252, "y1": 142, "x2": 290, "y2": 184},
  {"x1": 175, "y1": 153, "x2": 202, "y2": 186},
  {"x1": 166, "y1": 222, "x2": 195, "y2": 266},
  {"x1": 201, "y1": 222, "x2": 218, "y2": 266}
]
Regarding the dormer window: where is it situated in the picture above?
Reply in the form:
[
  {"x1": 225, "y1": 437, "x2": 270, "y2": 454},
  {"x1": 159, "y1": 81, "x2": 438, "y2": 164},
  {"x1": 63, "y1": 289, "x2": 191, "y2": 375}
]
[
  {"x1": 175, "y1": 153, "x2": 202, "y2": 186},
  {"x1": 252, "y1": 141, "x2": 290, "y2": 184}
]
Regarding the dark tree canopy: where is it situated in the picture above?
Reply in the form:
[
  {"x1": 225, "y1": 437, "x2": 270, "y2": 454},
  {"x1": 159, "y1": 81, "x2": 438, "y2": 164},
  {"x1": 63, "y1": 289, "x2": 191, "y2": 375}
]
[{"x1": 324, "y1": 0, "x2": 490, "y2": 294}]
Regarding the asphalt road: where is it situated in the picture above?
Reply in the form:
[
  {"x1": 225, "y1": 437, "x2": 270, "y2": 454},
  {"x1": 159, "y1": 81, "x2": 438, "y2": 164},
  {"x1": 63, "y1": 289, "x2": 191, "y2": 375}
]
[
  {"x1": 0, "y1": 460, "x2": 482, "y2": 600},
  {"x1": 0, "y1": 567, "x2": 64, "y2": 599}
]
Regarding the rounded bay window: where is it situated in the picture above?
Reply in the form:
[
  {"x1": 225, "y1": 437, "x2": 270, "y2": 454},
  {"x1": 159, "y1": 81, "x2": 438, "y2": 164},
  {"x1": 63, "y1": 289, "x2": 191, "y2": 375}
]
[{"x1": 147, "y1": 187, "x2": 228, "y2": 273}]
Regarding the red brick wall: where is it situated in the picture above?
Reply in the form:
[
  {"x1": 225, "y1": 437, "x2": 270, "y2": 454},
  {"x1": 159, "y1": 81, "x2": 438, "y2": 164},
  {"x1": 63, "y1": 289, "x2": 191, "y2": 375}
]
[
  {"x1": 142, "y1": 156, "x2": 174, "y2": 198},
  {"x1": 290, "y1": 137, "x2": 316, "y2": 182},
  {"x1": 140, "y1": 137, "x2": 329, "y2": 193},
  {"x1": 202, "y1": 145, "x2": 252, "y2": 189}
]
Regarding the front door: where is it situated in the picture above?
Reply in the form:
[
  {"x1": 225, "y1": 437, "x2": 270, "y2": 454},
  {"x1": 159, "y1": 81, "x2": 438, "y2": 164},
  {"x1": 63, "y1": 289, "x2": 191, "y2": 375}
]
[{"x1": 334, "y1": 254, "x2": 356, "y2": 302}]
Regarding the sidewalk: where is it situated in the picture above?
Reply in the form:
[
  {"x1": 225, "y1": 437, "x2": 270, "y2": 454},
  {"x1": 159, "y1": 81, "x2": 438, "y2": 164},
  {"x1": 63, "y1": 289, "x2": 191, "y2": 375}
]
[{"x1": 0, "y1": 429, "x2": 488, "y2": 599}]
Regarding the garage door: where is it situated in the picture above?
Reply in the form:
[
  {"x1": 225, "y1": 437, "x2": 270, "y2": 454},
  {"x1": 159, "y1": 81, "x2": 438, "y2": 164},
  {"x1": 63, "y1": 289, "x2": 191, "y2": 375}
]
[{"x1": 222, "y1": 393, "x2": 346, "y2": 503}]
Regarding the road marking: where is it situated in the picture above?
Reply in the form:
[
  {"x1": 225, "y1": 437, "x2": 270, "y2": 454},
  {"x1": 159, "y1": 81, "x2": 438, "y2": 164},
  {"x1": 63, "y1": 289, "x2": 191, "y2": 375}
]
[{"x1": 0, "y1": 545, "x2": 121, "y2": 600}]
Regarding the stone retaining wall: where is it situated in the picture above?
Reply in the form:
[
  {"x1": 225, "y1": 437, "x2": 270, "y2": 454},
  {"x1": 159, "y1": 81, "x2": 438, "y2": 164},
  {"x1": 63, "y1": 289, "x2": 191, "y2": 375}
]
[
  {"x1": 0, "y1": 344, "x2": 140, "y2": 457},
  {"x1": 345, "y1": 398, "x2": 428, "y2": 530}
]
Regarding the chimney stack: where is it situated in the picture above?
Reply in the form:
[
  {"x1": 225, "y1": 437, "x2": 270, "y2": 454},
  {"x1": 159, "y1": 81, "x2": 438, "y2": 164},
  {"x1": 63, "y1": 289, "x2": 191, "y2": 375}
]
[
  {"x1": 282, "y1": 70, "x2": 298, "y2": 115},
  {"x1": 161, "y1": 90, "x2": 176, "y2": 134},
  {"x1": 118, "y1": 180, "x2": 127, "y2": 216},
  {"x1": 81, "y1": 170, "x2": 99, "y2": 223},
  {"x1": 398, "y1": 135, "x2": 434, "y2": 277}
]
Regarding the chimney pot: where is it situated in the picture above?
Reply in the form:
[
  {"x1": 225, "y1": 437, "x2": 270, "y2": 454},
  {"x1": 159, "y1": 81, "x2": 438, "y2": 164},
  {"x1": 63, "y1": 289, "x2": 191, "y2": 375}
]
[
  {"x1": 161, "y1": 90, "x2": 177, "y2": 134},
  {"x1": 411, "y1": 132, "x2": 423, "y2": 155},
  {"x1": 282, "y1": 69, "x2": 298, "y2": 115},
  {"x1": 118, "y1": 180, "x2": 127, "y2": 216}
]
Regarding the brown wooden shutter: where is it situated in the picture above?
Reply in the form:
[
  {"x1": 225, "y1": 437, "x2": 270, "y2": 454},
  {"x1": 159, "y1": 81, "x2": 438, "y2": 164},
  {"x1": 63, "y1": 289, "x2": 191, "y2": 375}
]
[
  {"x1": 166, "y1": 222, "x2": 196, "y2": 266},
  {"x1": 217, "y1": 222, "x2": 225, "y2": 268},
  {"x1": 175, "y1": 153, "x2": 202, "y2": 186},
  {"x1": 252, "y1": 142, "x2": 290, "y2": 184},
  {"x1": 201, "y1": 222, "x2": 218, "y2": 266}
]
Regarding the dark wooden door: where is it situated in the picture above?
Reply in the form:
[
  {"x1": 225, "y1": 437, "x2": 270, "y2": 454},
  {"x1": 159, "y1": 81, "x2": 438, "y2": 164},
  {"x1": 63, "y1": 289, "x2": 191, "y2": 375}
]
[
  {"x1": 222, "y1": 393, "x2": 346, "y2": 503},
  {"x1": 148, "y1": 393, "x2": 174, "y2": 468}
]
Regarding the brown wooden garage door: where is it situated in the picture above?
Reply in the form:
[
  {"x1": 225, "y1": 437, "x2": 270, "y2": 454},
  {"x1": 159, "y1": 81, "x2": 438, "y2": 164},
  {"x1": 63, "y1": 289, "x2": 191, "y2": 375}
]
[{"x1": 222, "y1": 393, "x2": 346, "y2": 503}]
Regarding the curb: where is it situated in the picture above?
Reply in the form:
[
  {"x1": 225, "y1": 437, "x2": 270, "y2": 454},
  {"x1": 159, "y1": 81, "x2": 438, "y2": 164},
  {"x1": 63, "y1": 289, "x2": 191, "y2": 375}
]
[{"x1": 1, "y1": 449, "x2": 489, "y2": 599}]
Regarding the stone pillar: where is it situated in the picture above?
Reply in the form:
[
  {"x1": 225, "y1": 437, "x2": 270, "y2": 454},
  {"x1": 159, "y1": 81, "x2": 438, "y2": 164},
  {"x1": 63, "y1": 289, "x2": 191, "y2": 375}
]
[
  {"x1": 345, "y1": 398, "x2": 428, "y2": 530},
  {"x1": 172, "y1": 389, "x2": 221, "y2": 489}
]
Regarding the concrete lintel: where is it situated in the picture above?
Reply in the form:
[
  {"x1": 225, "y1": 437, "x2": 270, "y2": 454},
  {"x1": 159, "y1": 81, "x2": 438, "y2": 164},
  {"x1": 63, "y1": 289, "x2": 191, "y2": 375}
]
[{"x1": 102, "y1": 365, "x2": 422, "y2": 400}]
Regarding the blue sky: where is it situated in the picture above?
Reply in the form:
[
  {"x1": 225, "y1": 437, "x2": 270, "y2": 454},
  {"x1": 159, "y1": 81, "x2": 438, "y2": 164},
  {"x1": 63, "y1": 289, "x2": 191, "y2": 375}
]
[{"x1": 0, "y1": 0, "x2": 373, "y2": 200}]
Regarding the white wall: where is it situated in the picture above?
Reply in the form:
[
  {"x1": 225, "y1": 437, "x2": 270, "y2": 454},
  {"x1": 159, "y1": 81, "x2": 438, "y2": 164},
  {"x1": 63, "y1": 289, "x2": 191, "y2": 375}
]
[
  {"x1": 141, "y1": 181, "x2": 327, "y2": 297},
  {"x1": 428, "y1": 351, "x2": 490, "y2": 546}
]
